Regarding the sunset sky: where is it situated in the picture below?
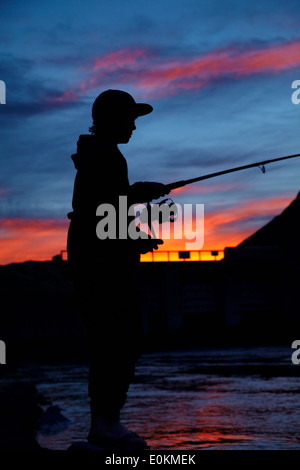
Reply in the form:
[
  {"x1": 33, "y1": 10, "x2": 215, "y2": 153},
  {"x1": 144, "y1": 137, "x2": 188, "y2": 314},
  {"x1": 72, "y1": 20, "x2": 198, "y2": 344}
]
[{"x1": 0, "y1": 0, "x2": 299, "y2": 264}]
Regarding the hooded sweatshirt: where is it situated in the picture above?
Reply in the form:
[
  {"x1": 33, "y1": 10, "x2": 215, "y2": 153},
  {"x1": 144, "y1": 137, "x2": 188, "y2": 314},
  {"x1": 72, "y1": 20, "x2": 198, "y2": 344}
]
[{"x1": 67, "y1": 134, "x2": 141, "y2": 262}]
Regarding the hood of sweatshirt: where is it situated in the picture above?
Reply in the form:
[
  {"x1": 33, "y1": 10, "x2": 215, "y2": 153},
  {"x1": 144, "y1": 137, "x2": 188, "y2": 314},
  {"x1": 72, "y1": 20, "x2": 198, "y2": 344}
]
[{"x1": 71, "y1": 134, "x2": 119, "y2": 170}]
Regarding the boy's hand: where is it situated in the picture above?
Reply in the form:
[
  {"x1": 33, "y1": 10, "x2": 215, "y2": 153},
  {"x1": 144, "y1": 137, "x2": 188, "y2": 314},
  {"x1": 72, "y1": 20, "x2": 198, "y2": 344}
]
[
  {"x1": 146, "y1": 182, "x2": 169, "y2": 200},
  {"x1": 135, "y1": 236, "x2": 164, "y2": 254}
]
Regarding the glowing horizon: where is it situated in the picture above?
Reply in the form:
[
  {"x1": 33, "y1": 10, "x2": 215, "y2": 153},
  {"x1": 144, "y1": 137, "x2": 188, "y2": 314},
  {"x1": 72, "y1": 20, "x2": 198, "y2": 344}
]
[{"x1": 0, "y1": 192, "x2": 295, "y2": 265}]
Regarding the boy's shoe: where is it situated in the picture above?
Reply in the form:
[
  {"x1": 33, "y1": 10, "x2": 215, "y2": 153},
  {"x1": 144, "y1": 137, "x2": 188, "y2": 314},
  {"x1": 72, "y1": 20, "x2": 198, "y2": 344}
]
[{"x1": 88, "y1": 429, "x2": 150, "y2": 451}]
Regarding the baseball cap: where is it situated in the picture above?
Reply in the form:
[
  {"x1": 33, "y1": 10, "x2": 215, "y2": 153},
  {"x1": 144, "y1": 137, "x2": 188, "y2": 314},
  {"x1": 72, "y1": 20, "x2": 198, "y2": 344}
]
[{"x1": 92, "y1": 89, "x2": 153, "y2": 121}]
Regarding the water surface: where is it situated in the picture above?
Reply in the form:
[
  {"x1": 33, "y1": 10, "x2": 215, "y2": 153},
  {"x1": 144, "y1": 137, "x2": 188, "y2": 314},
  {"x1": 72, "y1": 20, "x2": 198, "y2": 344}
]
[{"x1": 11, "y1": 346, "x2": 300, "y2": 450}]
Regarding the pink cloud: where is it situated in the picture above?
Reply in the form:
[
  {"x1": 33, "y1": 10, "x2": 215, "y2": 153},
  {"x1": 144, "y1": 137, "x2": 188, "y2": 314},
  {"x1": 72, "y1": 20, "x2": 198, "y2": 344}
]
[
  {"x1": 0, "y1": 186, "x2": 7, "y2": 197},
  {"x1": 90, "y1": 49, "x2": 149, "y2": 71},
  {"x1": 54, "y1": 89, "x2": 78, "y2": 104},
  {"x1": 51, "y1": 39, "x2": 300, "y2": 104},
  {"x1": 136, "y1": 40, "x2": 300, "y2": 98},
  {"x1": 53, "y1": 48, "x2": 151, "y2": 103}
]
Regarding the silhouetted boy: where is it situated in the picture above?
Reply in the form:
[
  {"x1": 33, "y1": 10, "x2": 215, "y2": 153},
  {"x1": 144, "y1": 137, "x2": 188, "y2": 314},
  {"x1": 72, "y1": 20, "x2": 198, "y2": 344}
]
[{"x1": 67, "y1": 89, "x2": 168, "y2": 449}]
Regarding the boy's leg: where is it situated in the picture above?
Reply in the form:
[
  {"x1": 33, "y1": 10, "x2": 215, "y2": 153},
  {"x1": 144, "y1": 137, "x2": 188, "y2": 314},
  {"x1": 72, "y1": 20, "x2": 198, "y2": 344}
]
[{"x1": 80, "y1": 259, "x2": 146, "y2": 446}]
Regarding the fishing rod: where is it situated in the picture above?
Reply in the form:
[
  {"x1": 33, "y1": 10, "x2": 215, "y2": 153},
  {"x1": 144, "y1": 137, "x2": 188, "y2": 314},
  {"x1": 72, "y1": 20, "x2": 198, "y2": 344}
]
[
  {"x1": 142, "y1": 152, "x2": 300, "y2": 239},
  {"x1": 165, "y1": 152, "x2": 300, "y2": 192}
]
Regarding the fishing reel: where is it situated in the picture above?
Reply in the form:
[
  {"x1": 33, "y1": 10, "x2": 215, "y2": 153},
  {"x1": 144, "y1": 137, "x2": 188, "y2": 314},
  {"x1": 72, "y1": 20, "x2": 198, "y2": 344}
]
[{"x1": 137, "y1": 198, "x2": 178, "y2": 224}]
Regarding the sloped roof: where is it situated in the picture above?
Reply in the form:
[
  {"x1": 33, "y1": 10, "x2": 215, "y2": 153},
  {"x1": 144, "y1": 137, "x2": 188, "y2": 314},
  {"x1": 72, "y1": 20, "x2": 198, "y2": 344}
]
[{"x1": 238, "y1": 192, "x2": 300, "y2": 249}]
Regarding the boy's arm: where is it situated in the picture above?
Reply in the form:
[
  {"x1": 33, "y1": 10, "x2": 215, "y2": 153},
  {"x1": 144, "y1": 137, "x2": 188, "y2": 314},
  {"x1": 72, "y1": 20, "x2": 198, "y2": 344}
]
[{"x1": 128, "y1": 181, "x2": 170, "y2": 205}]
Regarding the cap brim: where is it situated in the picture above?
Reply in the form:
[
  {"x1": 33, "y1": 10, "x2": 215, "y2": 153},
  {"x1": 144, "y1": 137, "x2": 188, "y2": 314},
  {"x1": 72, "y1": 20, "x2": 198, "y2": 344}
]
[{"x1": 135, "y1": 103, "x2": 153, "y2": 117}]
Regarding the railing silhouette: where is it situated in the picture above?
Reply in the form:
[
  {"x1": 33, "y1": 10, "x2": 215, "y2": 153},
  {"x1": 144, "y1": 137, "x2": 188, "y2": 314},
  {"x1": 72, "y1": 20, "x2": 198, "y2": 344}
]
[
  {"x1": 140, "y1": 250, "x2": 224, "y2": 262},
  {"x1": 59, "y1": 249, "x2": 224, "y2": 262}
]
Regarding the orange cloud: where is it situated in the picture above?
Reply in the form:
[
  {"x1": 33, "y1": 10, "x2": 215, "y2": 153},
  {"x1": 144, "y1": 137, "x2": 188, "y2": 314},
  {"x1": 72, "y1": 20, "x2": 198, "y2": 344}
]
[
  {"x1": 153, "y1": 193, "x2": 294, "y2": 252},
  {"x1": 0, "y1": 193, "x2": 294, "y2": 265},
  {"x1": 0, "y1": 219, "x2": 69, "y2": 265}
]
